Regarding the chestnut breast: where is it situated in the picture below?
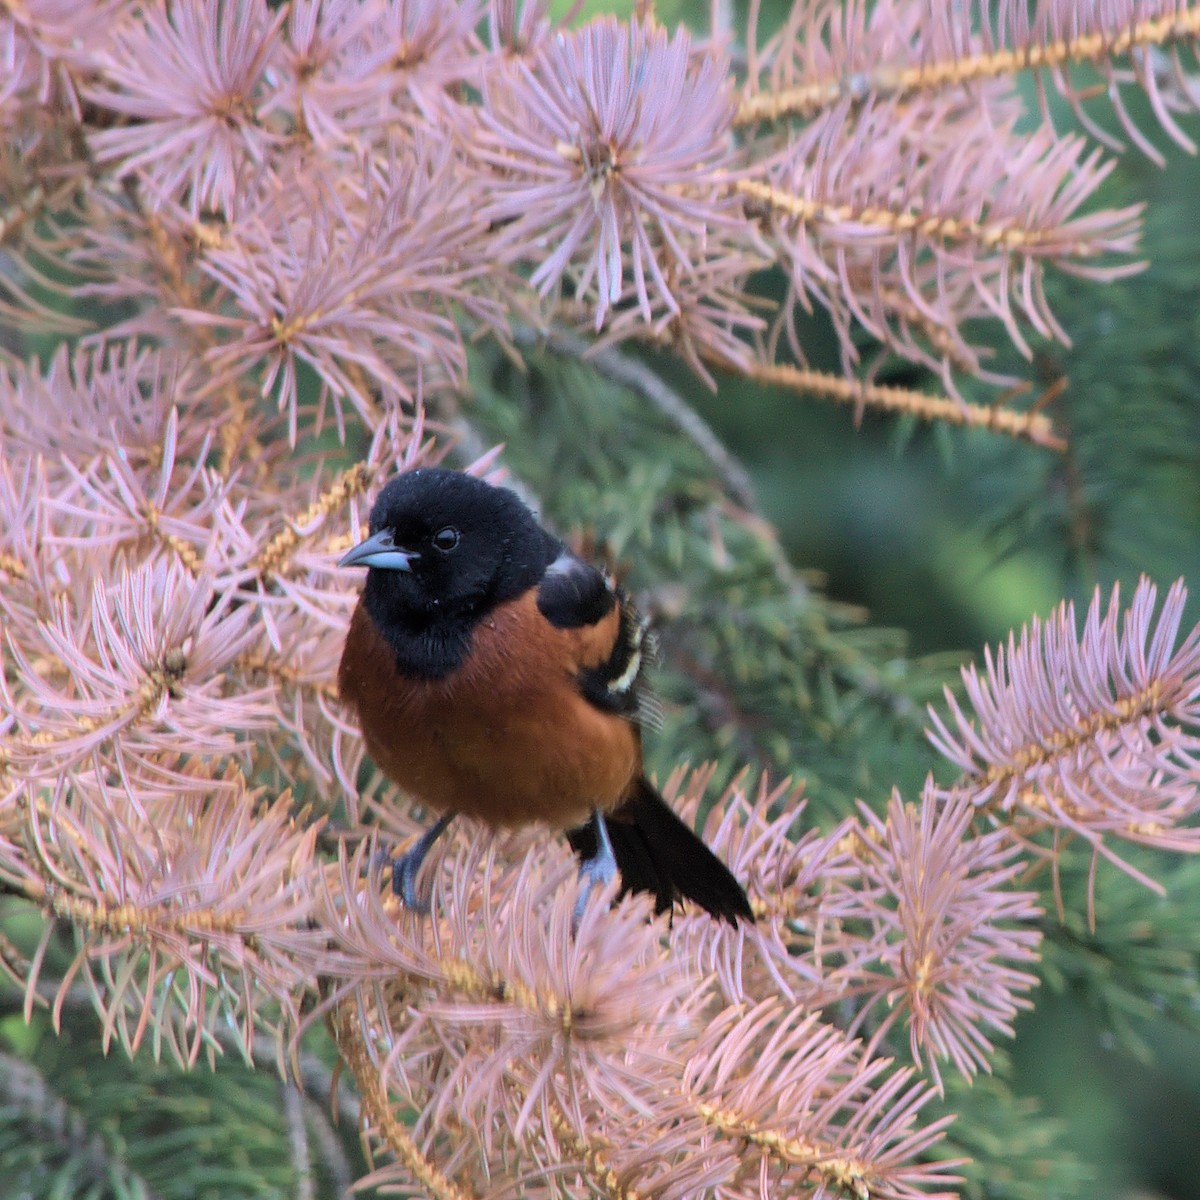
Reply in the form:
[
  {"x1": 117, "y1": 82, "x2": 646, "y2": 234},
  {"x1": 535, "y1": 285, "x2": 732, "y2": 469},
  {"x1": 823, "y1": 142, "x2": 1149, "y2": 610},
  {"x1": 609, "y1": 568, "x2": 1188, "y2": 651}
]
[{"x1": 338, "y1": 590, "x2": 641, "y2": 828}]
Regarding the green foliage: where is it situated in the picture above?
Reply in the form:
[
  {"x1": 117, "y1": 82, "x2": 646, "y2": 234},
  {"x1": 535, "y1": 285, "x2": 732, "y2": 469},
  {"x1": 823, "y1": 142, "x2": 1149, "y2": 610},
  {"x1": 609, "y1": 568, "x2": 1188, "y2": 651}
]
[
  {"x1": 930, "y1": 1069, "x2": 1092, "y2": 1200},
  {"x1": 0, "y1": 990, "x2": 362, "y2": 1200},
  {"x1": 1039, "y1": 850, "x2": 1200, "y2": 1059},
  {"x1": 959, "y1": 92, "x2": 1200, "y2": 611}
]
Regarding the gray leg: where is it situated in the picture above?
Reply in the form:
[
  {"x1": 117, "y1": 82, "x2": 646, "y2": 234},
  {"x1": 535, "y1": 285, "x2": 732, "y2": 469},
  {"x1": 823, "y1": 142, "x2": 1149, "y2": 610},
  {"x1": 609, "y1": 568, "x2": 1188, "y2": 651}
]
[
  {"x1": 573, "y1": 809, "x2": 618, "y2": 927},
  {"x1": 391, "y1": 813, "x2": 454, "y2": 912}
]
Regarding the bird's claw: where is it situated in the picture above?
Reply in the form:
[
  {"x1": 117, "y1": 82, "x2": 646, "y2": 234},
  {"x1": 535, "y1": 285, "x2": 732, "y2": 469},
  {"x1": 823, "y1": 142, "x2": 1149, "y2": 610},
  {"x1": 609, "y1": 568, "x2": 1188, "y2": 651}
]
[
  {"x1": 382, "y1": 812, "x2": 453, "y2": 914},
  {"x1": 572, "y1": 810, "x2": 619, "y2": 930},
  {"x1": 391, "y1": 848, "x2": 432, "y2": 914},
  {"x1": 572, "y1": 852, "x2": 616, "y2": 929}
]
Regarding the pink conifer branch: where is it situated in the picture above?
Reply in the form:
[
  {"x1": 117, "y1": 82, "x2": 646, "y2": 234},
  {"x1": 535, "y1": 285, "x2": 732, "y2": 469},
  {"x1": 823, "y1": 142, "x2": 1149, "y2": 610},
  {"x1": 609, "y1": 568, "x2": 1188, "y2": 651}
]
[
  {"x1": 85, "y1": 0, "x2": 288, "y2": 218},
  {"x1": 927, "y1": 577, "x2": 1200, "y2": 910},
  {"x1": 5, "y1": 774, "x2": 328, "y2": 1063},
  {"x1": 742, "y1": 1, "x2": 1200, "y2": 163},
  {"x1": 848, "y1": 788, "x2": 1042, "y2": 1087}
]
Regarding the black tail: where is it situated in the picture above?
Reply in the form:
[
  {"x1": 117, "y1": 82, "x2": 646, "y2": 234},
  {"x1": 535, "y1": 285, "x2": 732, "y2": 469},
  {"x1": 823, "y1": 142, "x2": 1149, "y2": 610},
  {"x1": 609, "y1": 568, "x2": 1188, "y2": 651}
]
[{"x1": 566, "y1": 778, "x2": 754, "y2": 925}]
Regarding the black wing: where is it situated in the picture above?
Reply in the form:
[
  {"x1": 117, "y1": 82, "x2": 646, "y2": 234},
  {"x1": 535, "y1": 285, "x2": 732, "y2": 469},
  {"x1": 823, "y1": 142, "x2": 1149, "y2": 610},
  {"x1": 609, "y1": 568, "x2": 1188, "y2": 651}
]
[
  {"x1": 536, "y1": 551, "x2": 660, "y2": 729},
  {"x1": 536, "y1": 550, "x2": 616, "y2": 629}
]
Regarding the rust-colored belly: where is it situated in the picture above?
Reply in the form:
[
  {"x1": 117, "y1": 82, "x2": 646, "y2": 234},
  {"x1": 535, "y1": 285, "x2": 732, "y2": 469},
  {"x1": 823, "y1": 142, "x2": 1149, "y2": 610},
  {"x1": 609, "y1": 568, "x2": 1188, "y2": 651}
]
[{"x1": 338, "y1": 593, "x2": 640, "y2": 829}]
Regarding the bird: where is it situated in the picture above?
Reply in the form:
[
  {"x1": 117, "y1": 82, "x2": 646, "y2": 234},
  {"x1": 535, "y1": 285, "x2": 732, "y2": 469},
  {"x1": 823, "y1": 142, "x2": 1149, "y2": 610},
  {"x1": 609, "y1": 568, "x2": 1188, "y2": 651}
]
[{"x1": 337, "y1": 467, "x2": 754, "y2": 925}]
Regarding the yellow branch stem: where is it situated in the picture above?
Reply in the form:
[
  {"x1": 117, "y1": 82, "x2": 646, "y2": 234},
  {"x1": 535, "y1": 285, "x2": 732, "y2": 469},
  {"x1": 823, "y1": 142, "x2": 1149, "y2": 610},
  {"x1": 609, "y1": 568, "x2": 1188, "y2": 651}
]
[
  {"x1": 49, "y1": 891, "x2": 249, "y2": 937},
  {"x1": 980, "y1": 680, "x2": 1164, "y2": 790},
  {"x1": 143, "y1": 207, "x2": 252, "y2": 475},
  {"x1": 546, "y1": 1102, "x2": 643, "y2": 1200},
  {"x1": 236, "y1": 654, "x2": 339, "y2": 699},
  {"x1": 695, "y1": 1100, "x2": 875, "y2": 1197},
  {"x1": 252, "y1": 461, "x2": 375, "y2": 580},
  {"x1": 736, "y1": 178, "x2": 1090, "y2": 254},
  {"x1": 944, "y1": 678, "x2": 1185, "y2": 844},
  {"x1": 0, "y1": 179, "x2": 81, "y2": 247},
  {"x1": 736, "y1": 359, "x2": 1065, "y2": 451},
  {"x1": 737, "y1": 8, "x2": 1200, "y2": 123},
  {"x1": 142, "y1": 502, "x2": 204, "y2": 576},
  {"x1": 0, "y1": 553, "x2": 28, "y2": 580},
  {"x1": 331, "y1": 997, "x2": 476, "y2": 1200}
]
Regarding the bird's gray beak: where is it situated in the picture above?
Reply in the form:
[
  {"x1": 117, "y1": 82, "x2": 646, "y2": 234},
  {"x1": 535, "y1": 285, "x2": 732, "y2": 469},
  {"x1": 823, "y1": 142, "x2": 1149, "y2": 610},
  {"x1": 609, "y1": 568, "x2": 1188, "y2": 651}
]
[{"x1": 338, "y1": 529, "x2": 420, "y2": 572}]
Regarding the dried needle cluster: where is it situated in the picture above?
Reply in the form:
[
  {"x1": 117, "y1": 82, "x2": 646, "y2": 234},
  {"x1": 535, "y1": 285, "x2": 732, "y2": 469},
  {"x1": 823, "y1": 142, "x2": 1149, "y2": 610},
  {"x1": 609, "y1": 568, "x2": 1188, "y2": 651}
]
[
  {"x1": 6, "y1": 1, "x2": 1200, "y2": 438},
  {"x1": 4, "y1": 1, "x2": 1200, "y2": 1196}
]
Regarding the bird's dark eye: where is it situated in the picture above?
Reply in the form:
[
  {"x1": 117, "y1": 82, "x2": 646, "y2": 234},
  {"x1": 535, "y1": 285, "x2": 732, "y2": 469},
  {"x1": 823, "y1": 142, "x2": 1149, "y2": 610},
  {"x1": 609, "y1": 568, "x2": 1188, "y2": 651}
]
[{"x1": 431, "y1": 526, "x2": 460, "y2": 553}]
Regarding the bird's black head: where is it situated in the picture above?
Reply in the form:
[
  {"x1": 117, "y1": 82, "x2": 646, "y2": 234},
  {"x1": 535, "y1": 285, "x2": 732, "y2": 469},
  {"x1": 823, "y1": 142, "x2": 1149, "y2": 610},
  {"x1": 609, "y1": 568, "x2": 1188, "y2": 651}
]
[{"x1": 340, "y1": 468, "x2": 560, "y2": 678}]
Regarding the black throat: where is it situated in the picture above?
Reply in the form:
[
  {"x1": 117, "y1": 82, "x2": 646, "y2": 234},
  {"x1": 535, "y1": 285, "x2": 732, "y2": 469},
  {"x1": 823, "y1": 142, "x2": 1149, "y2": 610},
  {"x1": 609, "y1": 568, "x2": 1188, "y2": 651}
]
[
  {"x1": 361, "y1": 523, "x2": 561, "y2": 681},
  {"x1": 362, "y1": 583, "x2": 478, "y2": 681}
]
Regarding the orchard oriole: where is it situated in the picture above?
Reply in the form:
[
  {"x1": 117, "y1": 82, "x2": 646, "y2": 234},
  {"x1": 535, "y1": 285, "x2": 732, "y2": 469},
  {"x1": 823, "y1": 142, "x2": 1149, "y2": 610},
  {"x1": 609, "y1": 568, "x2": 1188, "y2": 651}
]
[{"x1": 337, "y1": 468, "x2": 753, "y2": 925}]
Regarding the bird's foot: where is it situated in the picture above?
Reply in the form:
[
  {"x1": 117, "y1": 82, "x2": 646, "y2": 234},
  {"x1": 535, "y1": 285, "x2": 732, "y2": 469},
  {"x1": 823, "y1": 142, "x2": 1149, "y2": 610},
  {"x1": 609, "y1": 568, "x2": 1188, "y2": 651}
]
[
  {"x1": 385, "y1": 813, "x2": 454, "y2": 914},
  {"x1": 390, "y1": 846, "x2": 433, "y2": 913},
  {"x1": 572, "y1": 810, "x2": 618, "y2": 929}
]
